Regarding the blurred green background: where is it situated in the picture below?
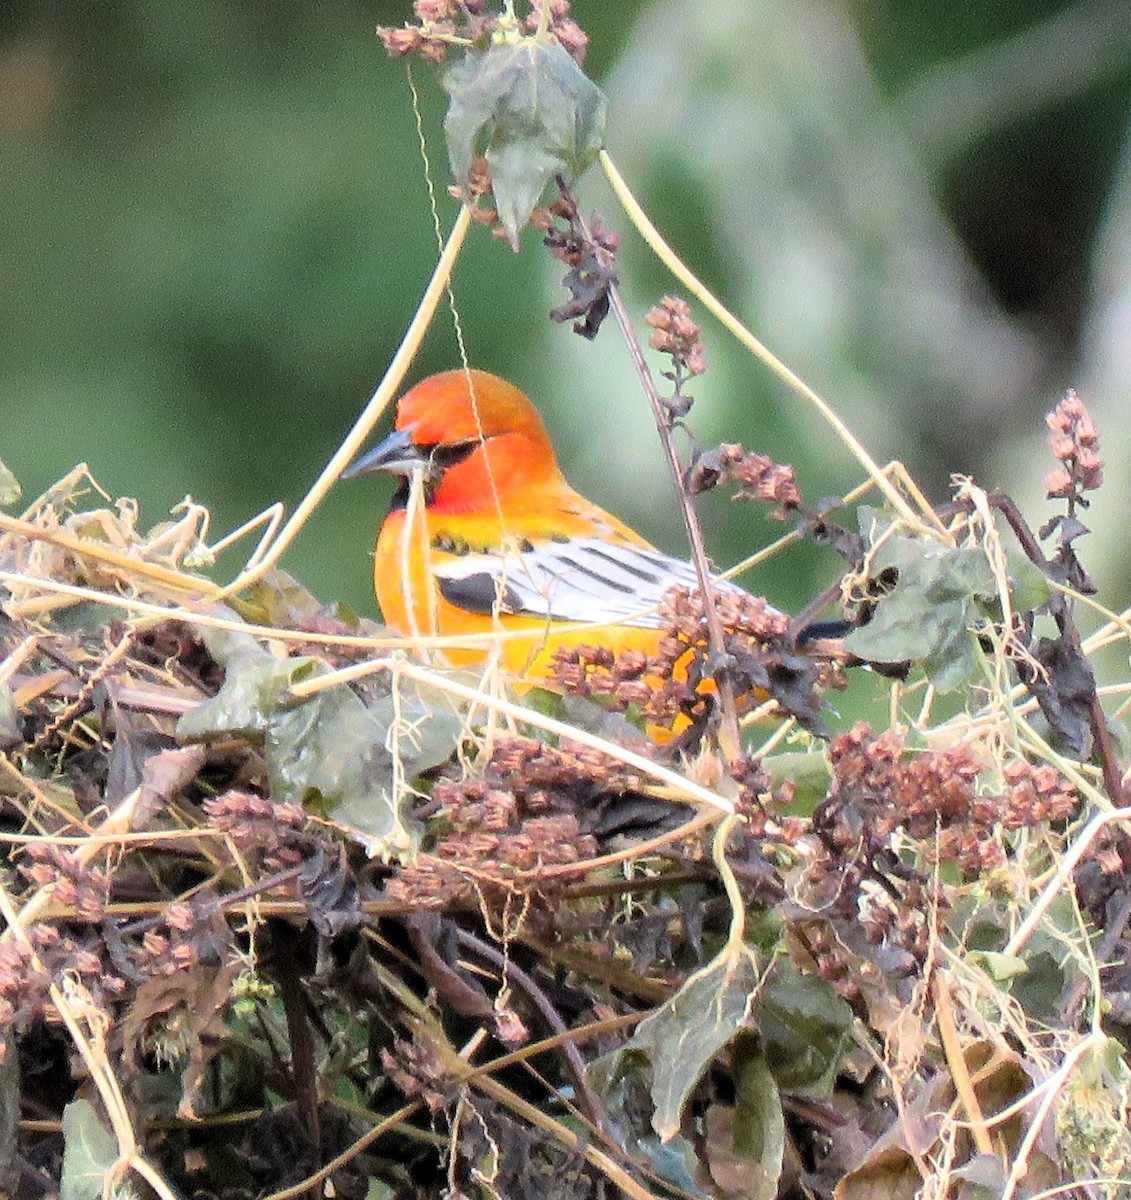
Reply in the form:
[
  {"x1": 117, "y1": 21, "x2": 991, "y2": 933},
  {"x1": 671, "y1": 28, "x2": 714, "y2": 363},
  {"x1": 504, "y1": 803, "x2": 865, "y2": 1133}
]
[{"x1": 2, "y1": 0, "x2": 1130, "y2": 621}]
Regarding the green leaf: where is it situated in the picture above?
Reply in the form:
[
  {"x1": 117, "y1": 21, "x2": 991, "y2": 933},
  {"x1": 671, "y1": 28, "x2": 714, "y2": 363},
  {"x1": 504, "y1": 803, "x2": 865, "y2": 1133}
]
[
  {"x1": 178, "y1": 629, "x2": 463, "y2": 855},
  {"x1": 969, "y1": 950, "x2": 1028, "y2": 983},
  {"x1": 753, "y1": 962, "x2": 853, "y2": 1096},
  {"x1": 587, "y1": 1049, "x2": 707, "y2": 1195},
  {"x1": 628, "y1": 947, "x2": 762, "y2": 1143},
  {"x1": 233, "y1": 568, "x2": 325, "y2": 628},
  {"x1": 443, "y1": 37, "x2": 606, "y2": 248},
  {"x1": 1005, "y1": 545, "x2": 1053, "y2": 613},
  {"x1": 60, "y1": 1100, "x2": 125, "y2": 1200},
  {"x1": 761, "y1": 750, "x2": 830, "y2": 816},
  {"x1": 729, "y1": 1033, "x2": 785, "y2": 1200},
  {"x1": 0, "y1": 1034, "x2": 18, "y2": 1192},
  {"x1": 844, "y1": 527, "x2": 1001, "y2": 692},
  {"x1": 176, "y1": 629, "x2": 306, "y2": 740}
]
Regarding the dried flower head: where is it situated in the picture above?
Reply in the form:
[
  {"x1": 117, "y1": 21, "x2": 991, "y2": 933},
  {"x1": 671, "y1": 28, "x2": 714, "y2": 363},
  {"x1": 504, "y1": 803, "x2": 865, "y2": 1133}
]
[
  {"x1": 377, "y1": 2, "x2": 589, "y2": 66},
  {"x1": 377, "y1": 24, "x2": 424, "y2": 57},
  {"x1": 386, "y1": 758, "x2": 600, "y2": 918},
  {"x1": 524, "y1": 0, "x2": 589, "y2": 63},
  {"x1": 547, "y1": 584, "x2": 828, "y2": 740},
  {"x1": 684, "y1": 443, "x2": 802, "y2": 523},
  {"x1": 1043, "y1": 389, "x2": 1103, "y2": 500},
  {"x1": 645, "y1": 295, "x2": 707, "y2": 381}
]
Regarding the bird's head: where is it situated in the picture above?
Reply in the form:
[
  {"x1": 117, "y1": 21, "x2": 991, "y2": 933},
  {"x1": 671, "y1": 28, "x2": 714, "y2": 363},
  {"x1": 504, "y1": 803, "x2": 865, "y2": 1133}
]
[{"x1": 344, "y1": 369, "x2": 564, "y2": 514}]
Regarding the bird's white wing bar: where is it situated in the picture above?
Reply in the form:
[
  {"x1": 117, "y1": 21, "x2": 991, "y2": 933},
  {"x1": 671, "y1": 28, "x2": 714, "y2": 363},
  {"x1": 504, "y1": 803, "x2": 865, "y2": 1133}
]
[{"x1": 434, "y1": 536, "x2": 744, "y2": 627}]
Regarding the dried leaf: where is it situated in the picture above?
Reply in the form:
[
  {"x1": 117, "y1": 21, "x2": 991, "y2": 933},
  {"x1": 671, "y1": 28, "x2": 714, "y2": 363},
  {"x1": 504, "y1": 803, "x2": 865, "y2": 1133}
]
[
  {"x1": 834, "y1": 1041, "x2": 1059, "y2": 1200},
  {"x1": 298, "y1": 842, "x2": 362, "y2": 938},
  {"x1": 120, "y1": 961, "x2": 241, "y2": 1120},
  {"x1": 134, "y1": 743, "x2": 208, "y2": 826},
  {"x1": 1025, "y1": 631, "x2": 1095, "y2": 758},
  {"x1": 443, "y1": 37, "x2": 606, "y2": 248},
  {"x1": 0, "y1": 685, "x2": 19, "y2": 752}
]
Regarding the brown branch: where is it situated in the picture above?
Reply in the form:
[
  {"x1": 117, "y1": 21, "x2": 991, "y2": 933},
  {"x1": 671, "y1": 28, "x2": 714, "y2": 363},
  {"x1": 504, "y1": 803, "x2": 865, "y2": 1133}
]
[
  {"x1": 570, "y1": 204, "x2": 743, "y2": 760},
  {"x1": 454, "y1": 926, "x2": 611, "y2": 1136},
  {"x1": 271, "y1": 922, "x2": 321, "y2": 1173}
]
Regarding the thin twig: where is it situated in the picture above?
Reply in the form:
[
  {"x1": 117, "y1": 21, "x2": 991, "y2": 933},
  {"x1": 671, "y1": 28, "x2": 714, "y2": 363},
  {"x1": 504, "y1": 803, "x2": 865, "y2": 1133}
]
[
  {"x1": 933, "y1": 974, "x2": 994, "y2": 1157},
  {"x1": 1003, "y1": 804, "x2": 1131, "y2": 958},
  {"x1": 257, "y1": 1101, "x2": 424, "y2": 1200},
  {"x1": 1058, "y1": 889, "x2": 1131, "y2": 1026},
  {"x1": 570, "y1": 200, "x2": 743, "y2": 758},
  {"x1": 454, "y1": 927, "x2": 609, "y2": 1134},
  {"x1": 271, "y1": 923, "x2": 321, "y2": 1161}
]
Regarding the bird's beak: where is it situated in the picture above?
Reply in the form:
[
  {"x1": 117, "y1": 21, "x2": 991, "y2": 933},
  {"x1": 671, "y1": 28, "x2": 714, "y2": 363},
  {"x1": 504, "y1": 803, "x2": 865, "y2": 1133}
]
[{"x1": 341, "y1": 427, "x2": 426, "y2": 480}]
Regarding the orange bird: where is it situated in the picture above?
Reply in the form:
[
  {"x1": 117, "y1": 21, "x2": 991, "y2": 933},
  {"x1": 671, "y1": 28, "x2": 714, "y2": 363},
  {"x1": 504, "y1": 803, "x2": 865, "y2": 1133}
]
[{"x1": 343, "y1": 368, "x2": 767, "y2": 682}]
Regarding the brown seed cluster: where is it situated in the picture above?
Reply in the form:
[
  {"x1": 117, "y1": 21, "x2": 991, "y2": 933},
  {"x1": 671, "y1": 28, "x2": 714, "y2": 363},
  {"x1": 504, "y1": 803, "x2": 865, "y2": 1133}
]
[
  {"x1": 0, "y1": 788, "x2": 363, "y2": 1036},
  {"x1": 823, "y1": 723, "x2": 1077, "y2": 846},
  {"x1": 126, "y1": 907, "x2": 217, "y2": 980},
  {"x1": 0, "y1": 925, "x2": 124, "y2": 1029},
  {"x1": 386, "y1": 737, "x2": 604, "y2": 915},
  {"x1": 548, "y1": 585, "x2": 823, "y2": 736},
  {"x1": 488, "y1": 734, "x2": 647, "y2": 794},
  {"x1": 856, "y1": 877, "x2": 935, "y2": 966},
  {"x1": 447, "y1": 156, "x2": 515, "y2": 244},
  {"x1": 377, "y1": 1, "x2": 588, "y2": 66},
  {"x1": 380, "y1": 1037, "x2": 453, "y2": 1112},
  {"x1": 523, "y1": 0, "x2": 588, "y2": 61},
  {"x1": 202, "y1": 790, "x2": 312, "y2": 875},
  {"x1": 547, "y1": 641, "x2": 694, "y2": 729},
  {"x1": 18, "y1": 842, "x2": 112, "y2": 923},
  {"x1": 377, "y1": 1, "x2": 485, "y2": 64},
  {"x1": 804, "y1": 724, "x2": 1082, "y2": 972},
  {"x1": 797, "y1": 920, "x2": 865, "y2": 1008},
  {"x1": 729, "y1": 754, "x2": 773, "y2": 815},
  {"x1": 1044, "y1": 389, "x2": 1102, "y2": 501},
  {"x1": 998, "y1": 759, "x2": 1080, "y2": 826},
  {"x1": 644, "y1": 296, "x2": 707, "y2": 380},
  {"x1": 685, "y1": 443, "x2": 803, "y2": 523}
]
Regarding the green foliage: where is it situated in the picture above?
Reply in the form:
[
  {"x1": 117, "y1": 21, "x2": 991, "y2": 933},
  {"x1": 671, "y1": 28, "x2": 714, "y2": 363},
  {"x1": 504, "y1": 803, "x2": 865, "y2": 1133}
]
[
  {"x1": 627, "y1": 946, "x2": 762, "y2": 1143},
  {"x1": 60, "y1": 1101, "x2": 125, "y2": 1200},
  {"x1": 729, "y1": 1035, "x2": 784, "y2": 1200},
  {"x1": 0, "y1": 462, "x2": 20, "y2": 509},
  {"x1": 178, "y1": 626, "x2": 462, "y2": 854},
  {"x1": 754, "y1": 961, "x2": 853, "y2": 1096},
  {"x1": 591, "y1": 945, "x2": 850, "y2": 1197},
  {"x1": 844, "y1": 507, "x2": 1050, "y2": 692}
]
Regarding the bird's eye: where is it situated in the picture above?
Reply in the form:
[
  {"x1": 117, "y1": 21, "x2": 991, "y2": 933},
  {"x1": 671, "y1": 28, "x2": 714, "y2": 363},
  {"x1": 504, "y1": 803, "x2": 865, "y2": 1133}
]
[{"x1": 426, "y1": 439, "x2": 480, "y2": 475}]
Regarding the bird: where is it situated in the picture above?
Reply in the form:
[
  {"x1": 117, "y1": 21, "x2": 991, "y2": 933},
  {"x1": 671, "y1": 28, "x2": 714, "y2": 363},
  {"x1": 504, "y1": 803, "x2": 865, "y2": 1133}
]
[{"x1": 342, "y1": 369, "x2": 829, "y2": 728}]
